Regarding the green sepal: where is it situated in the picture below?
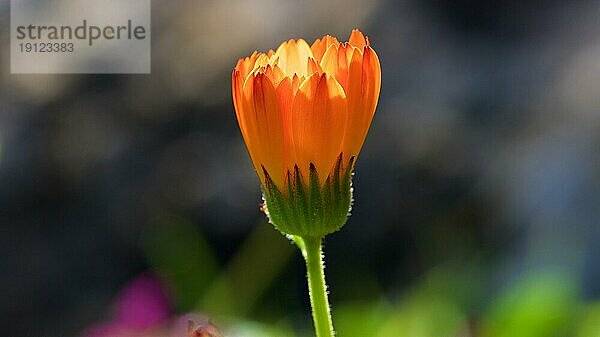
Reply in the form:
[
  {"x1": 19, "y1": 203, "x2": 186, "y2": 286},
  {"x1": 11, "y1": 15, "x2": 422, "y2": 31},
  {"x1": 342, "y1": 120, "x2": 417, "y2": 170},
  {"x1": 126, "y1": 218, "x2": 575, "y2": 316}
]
[
  {"x1": 262, "y1": 166, "x2": 291, "y2": 232},
  {"x1": 261, "y1": 154, "x2": 355, "y2": 237}
]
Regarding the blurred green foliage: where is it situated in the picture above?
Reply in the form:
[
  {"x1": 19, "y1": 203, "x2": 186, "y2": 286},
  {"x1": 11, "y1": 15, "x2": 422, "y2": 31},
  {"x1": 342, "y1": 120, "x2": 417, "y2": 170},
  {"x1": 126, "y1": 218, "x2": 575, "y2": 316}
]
[
  {"x1": 334, "y1": 301, "x2": 392, "y2": 337},
  {"x1": 480, "y1": 272, "x2": 579, "y2": 337},
  {"x1": 200, "y1": 221, "x2": 295, "y2": 316},
  {"x1": 577, "y1": 302, "x2": 600, "y2": 337},
  {"x1": 141, "y1": 218, "x2": 594, "y2": 337},
  {"x1": 142, "y1": 215, "x2": 219, "y2": 310}
]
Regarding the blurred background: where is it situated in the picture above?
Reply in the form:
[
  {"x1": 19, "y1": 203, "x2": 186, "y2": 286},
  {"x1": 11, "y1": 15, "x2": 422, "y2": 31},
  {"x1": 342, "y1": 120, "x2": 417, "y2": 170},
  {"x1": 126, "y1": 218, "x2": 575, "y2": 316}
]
[{"x1": 1, "y1": 0, "x2": 600, "y2": 336}]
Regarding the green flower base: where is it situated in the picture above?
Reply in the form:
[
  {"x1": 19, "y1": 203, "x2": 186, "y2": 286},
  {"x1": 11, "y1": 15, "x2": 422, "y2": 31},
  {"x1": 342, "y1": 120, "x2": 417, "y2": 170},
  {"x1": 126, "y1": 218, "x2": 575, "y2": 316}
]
[{"x1": 262, "y1": 154, "x2": 355, "y2": 237}]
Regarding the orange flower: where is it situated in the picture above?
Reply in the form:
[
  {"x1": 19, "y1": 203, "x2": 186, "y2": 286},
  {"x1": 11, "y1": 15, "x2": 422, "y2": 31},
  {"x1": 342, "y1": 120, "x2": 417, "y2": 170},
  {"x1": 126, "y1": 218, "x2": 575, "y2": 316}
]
[
  {"x1": 233, "y1": 29, "x2": 380, "y2": 189},
  {"x1": 232, "y1": 29, "x2": 381, "y2": 236}
]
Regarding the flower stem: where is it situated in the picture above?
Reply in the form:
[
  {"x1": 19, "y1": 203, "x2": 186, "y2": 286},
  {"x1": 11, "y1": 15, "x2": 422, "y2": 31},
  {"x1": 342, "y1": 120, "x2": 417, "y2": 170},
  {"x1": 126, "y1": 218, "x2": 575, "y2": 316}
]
[{"x1": 301, "y1": 236, "x2": 335, "y2": 337}]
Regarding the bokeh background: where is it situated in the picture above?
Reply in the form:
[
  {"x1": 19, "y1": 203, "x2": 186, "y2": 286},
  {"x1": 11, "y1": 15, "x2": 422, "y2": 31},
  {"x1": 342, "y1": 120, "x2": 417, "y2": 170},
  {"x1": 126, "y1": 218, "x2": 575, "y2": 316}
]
[{"x1": 1, "y1": 0, "x2": 600, "y2": 336}]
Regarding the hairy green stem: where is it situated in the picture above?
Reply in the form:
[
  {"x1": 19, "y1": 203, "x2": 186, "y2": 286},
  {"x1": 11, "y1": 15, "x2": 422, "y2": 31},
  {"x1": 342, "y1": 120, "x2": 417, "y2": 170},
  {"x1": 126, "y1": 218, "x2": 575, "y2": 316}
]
[{"x1": 301, "y1": 236, "x2": 334, "y2": 337}]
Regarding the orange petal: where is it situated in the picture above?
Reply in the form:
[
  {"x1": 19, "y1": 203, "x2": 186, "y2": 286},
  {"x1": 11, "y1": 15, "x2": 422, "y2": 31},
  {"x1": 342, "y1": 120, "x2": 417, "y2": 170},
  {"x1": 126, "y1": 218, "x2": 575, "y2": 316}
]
[
  {"x1": 275, "y1": 39, "x2": 314, "y2": 78},
  {"x1": 310, "y1": 35, "x2": 340, "y2": 62},
  {"x1": 292, "y1": 74, "x2": 348, "y2": 183},
  {"x1": 240, "y1": 73, "x2": 287, "y2": 187},
  {"x1": 341, "y1": 46, "x2": 380, "y2": 161},
  {"x1": 264, "y1": 64, "x2": 285, "y2": 86},
  {"x1": 348, "y1": 29, "x2": 367, "y2": 49},
  {"x1": 255, "y1": 74, "x2": 287, "y2": 188},
  {"x1": 252, "y1": 53, "x2": 272, "y2": 72},
  {"x1": 235, "y1": 51, "x2": 260, "y2": 81},
  {"x1": 232, "y1": 70, "x2": 246, "y2": 141},
  {"x1": 235, "y1": 72, "x2": 262, "y2": 184},
  {"x1": 307, "y1": 57, "x2": 323, "y2": 75},
  {"x1": 275, "y1": 77, "x2": 296, "y2": 171},
  {"x1": 361, "y1": 46, "x2": 381, "y2": 127},
  {"x1": 343, "y1": 44, "x2": 362, "y2": 68},
  {"x1": 320, "y1": 43, "x2": 354, "y2": 91},
  {"x1": 233, "y1": 70, "x2": 251, "y2": 166},
  {"x1": 291, "y1": 74, "x2": 303, "y2": 95},
  {"x1": 319, "y1": 44, "x2": 338, "y2": 75}
]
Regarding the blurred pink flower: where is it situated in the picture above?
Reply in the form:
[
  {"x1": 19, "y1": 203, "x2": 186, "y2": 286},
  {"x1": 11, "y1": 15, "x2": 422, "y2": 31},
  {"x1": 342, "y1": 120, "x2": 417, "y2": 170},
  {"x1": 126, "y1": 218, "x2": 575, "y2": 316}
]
[
  {"x1": 113, "y1": 273, "x2": 171, "y2": 329},
  {"x1": 81, "y1": 273, "x2": 171, "y2": 337},
  {"x1": 81, "y1": 273, "x2": 222, "y2": 337}
]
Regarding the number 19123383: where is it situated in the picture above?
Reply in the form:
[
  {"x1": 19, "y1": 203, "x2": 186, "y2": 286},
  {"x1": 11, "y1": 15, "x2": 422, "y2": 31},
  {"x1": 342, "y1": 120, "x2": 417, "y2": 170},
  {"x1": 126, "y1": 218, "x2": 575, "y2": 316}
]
[{"x1": 19, "y1": 42, "x2": 74, "y2": 53}]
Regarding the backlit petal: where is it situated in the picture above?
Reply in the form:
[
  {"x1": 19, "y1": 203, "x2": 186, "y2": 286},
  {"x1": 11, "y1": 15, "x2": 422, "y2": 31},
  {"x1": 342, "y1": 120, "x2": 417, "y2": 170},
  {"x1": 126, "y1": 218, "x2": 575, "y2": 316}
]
[
  {"x1": 239, "y1": 73, "x2": 287, "y2": 187},
  {"x1": 348, "y1": 29, "x2": 367, "y2": 49},
  {"x1": 275, "y1": 39, "x2": 314, "y2": 78},
  {"x1": 235, "y1": 51, "x2": 260, "y2": 81},
  {"x1": 264, "y1": 64, "x2": 285, "y2": 86},
  {"x1": 292, "y1": 74, "x2": 348, "y2": 183},
  {"x1": 320, "y1": 43, "x2": 354, "y2": 91},
  {"x1": 310, "y1": 35, "x2": 340, "y2": 62},
  {"x1": 341, "y1": 46, "x2": 381, "y2": 160},
  {"x1": 307, "y1": 57, "x2": 323, "y2": 75}
]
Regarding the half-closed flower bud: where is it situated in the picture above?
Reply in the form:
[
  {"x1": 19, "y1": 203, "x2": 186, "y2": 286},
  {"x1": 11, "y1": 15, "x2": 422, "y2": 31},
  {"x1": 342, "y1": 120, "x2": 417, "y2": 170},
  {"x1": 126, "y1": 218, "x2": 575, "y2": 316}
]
[{"x1": 232, "y1": 29, "x2": 381, "y2": 237}]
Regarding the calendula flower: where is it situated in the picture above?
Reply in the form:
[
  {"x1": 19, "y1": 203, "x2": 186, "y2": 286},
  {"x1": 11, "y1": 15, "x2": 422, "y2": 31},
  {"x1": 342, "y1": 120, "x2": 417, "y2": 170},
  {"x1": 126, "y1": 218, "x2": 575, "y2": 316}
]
[
  {"x1": 232, "y1": 29, "x2": 381, "y2": 237},
  {"x1": 232, "y1": 29, "x2": 381, "y2": 337}
]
